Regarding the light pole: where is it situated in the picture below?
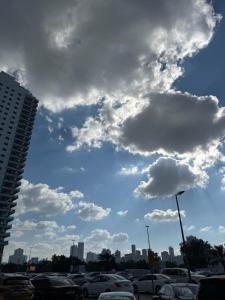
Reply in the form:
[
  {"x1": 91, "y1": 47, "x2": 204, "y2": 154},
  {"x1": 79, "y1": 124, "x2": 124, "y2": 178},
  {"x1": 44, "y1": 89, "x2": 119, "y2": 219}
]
[
  {"x1": 175, "y1": 191, "x2": 191, "y2": 282},
  {"x1": 145, "y1": 225, "x2": 154, "y2": 292}
]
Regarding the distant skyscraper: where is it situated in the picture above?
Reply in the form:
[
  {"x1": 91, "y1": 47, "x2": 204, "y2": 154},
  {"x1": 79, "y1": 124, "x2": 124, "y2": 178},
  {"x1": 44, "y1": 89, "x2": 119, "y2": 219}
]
[
  {"x1": 169, "y1": 246, "x2": 175, "y2": 262},
  {"x1": 161, "y1": 251, "x2": 170, "y2": 262},
  {"x1": 131, "y1": 244, "x2": 136, "y2": 255},
  {"x1": 86, "y1": 251, "x2": 98, "y2": 263},
  {"x1": 78, "y1": 242, "x2": 84, "y2": 261},
  {"x1": 114, "y1": 250, "x2": 121, "y2": 263},
  {"x1": 142, "y1": 249, "x2": 148, "y2": 262},
  {"x1": 0, "y1": 72, "x2": 38, "y2": 262},
  {"x1": 70, "y1": 244, "x2": 78, "y2": 257},
  {"x1": 8, "y1": 248, "x2": 27, "y2": 264}
]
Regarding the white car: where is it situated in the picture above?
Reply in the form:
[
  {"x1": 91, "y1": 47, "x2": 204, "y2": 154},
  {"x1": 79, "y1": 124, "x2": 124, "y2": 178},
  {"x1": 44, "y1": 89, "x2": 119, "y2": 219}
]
[
  {"x1": 133, "y1": 274, "x2": 171, "y2": 294},
  {"x1": 161, "y1": 268, "x2": 204, "y2": 283},
  {"x1": 98, "y1": 291, "x2": 136, "y2": 300},
  {"x1": 83, "y1": 274, "x2": 133, "y2": 297}
]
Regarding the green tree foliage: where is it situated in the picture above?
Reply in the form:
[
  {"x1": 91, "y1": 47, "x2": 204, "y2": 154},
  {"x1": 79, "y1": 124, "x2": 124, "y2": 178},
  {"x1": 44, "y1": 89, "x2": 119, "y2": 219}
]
[
  {"x1": 97, "y1": 249, "x2": 115, "y2": 271},
  {"x1": 180, "y1": 236, "x2": 212, "y2": 270},
  {"x1": 210, "y1": 245, "x2": 225, "y2": 272}
]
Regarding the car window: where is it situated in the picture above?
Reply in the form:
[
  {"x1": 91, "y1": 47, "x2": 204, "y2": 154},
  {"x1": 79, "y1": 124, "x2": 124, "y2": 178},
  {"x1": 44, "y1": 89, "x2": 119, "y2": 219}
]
[
  {"x1": 32, "y1": 279, "x2": 49, "y2": 288},
  {"x1": 139, "y1": 275, "x2": 150, "y2": 281},
  {"x1": 109, "y1": 275, "x2": 126, "y2": 280},
  {"x1": 49, "y1": 278, "x2": 73, "y2": 286},
  {"x1": 174, "y1": 287, "x2": 194, "y2": 299}
]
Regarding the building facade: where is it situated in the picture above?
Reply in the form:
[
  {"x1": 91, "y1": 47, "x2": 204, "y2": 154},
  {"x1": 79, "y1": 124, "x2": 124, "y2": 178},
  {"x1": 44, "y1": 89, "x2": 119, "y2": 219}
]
[
  {"x1": 0, "y1": 71, "x2": 38, "y2": 262},
  {"x1": 8, "y1": 248, "x2": 27, "y2": 265},
  {"x1": 78, "y1": 242, "x2": 84, "y2": 261}
]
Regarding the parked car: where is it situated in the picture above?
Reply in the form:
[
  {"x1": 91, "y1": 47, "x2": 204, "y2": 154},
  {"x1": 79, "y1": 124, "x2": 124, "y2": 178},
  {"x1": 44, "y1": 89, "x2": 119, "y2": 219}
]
[
  {"x1": 83, "y1": 274, "x2": 133, "y2": 297},
  {"x1": 98, "y1": 291, "x2": 136, "y2": 300},
  {"x1": 68, "y1": 274, "x2": 89, "y2": 286},
  {"x1": 116, "y1": 272, "x2": 134, "y2": 281},
  {"x1": 197, "y1": 275, "x2": 225, "y2": 300},
  {"x1": 31, "y1": 275, "x2": 83, "y2": 300},
  {"x1": 161, "y1": 268, "x2": 204, "y2": 283},
  {"x1": 87, "y1": 272, "x2": 101, "y2": 278},
  {"x1": 152, "y1": 283, "x2": 198, "y2": 300},
  {"x1": 133, "y1": 274, "x2": 172, "y2": 294},
  {"x1": 0, "y1": 273, "x2": 34, "y2": 300}
]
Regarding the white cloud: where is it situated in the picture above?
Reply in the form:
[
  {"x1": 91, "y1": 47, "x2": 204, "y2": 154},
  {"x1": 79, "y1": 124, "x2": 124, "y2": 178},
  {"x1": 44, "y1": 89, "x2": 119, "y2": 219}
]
[
  {"x1": 185, "y1": 225, "x2": 196, "y2": 232},
  {"x1": 0, "y1": 0, "x2": 219, "y2": 111},
  {"x1": 199, "y1": 226, "x2": 212, "y2": 233},
  {"x1": 117, "y1": 210, "x2": 128, "y2": 217},
  {"x1": 69, "y1": 190, "x2": 84, "y2": 198},
  {"x1": 67, "y1": 225, "x2": 76, "y2": 230},
  {"x1": 67, "y1": 118, "x2": 106, "y2": 152},
  {"x1": 76, "y1": 201, "x2": 111, "y2": 221},
  {"x1": 118, "y1": 166, "x2": 139, "y2": 176},
  {"x1": 84, "y1": 229, "x2": 128, "y2": 252},
  {"x1": 218, "y1": 225, "x2": 225, "y2": 234},
  {"x1": 16, "y1": 179, "x2": 82, "y2": 215},
  {"x1": 10, "y1": 231, "x2": 24, "y2": 238},
  {"x1": 135, "y1": 157, "x2": 207, "y2": 198},
  {"x1": 144, "y1": 209, "x2": 185, "y2": 223}
]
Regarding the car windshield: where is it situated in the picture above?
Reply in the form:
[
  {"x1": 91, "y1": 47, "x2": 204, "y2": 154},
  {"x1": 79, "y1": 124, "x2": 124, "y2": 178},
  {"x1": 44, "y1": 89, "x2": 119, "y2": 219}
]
[
  {"x1": 49, "y1": 277, "x2": 74, "y2": 286},
  {"x1": 109, "y1": 275, "x2": 127, "y2": 280},
  {"x1": 3, "y1": 277, "x2": 30, "y2": 286}
]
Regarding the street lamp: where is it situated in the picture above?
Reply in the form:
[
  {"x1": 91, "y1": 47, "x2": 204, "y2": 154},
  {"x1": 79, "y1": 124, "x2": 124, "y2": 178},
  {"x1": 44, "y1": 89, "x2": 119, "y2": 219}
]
[
  {"x1": 175, "y1": 191, "x2": 191, "y2": 282},
  {"x1": 145, "y1": 225, "x2": 154, "y2": 291}
]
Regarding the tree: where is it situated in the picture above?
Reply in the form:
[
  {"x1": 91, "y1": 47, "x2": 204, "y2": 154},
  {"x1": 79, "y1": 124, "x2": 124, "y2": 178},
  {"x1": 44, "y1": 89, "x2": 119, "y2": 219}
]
[
  {"x1": 210, "y1": 245, "x2": 225, "y2": 272},
  {"x1": 98, "y1": 249, "x2": 115, "y2": 271},
  {"x1": 180, "y1": 236, "x2": 212, "y2": 270}
]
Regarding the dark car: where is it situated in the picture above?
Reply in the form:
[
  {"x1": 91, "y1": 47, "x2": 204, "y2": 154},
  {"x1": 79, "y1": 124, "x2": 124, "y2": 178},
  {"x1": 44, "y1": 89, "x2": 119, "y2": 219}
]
[
  {"x1": 31, "y1": 275, "x2": 83, "y2": 300},
  {"x1": 197, "y1": 275, "x2": 225, "y2": 300},
  {"x1": 68, "y1": 274, "x2": 88, "y2": 286},
  {"x1": 0, "y1": 273, "x2": 34, "y2": 300}
]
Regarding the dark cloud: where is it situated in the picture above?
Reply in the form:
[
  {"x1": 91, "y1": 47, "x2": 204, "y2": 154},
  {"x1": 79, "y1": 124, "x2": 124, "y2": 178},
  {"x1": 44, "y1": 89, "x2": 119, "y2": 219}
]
[
  {"x1": 135, "y1": 157, "x2": 207, "y2": 198},
  {"x1": 120, "y1": 92, "x2": 225, "y2": 155}
]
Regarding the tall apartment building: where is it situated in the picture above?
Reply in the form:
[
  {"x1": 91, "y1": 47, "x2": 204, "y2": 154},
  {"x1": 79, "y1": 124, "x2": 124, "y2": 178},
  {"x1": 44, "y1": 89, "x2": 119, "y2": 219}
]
[
  {"x1": 70, "y1": 244, "x2": 78, "y2": 257},
  {"x1": 0, "y1": 71, "x2": 38, "y2": 262},
  {"x1": 8, "y1": 248, "x2": 27, "y2": 265},
  {"x1": 78, "y1": 242, "x2": 84, "y2": 261}
]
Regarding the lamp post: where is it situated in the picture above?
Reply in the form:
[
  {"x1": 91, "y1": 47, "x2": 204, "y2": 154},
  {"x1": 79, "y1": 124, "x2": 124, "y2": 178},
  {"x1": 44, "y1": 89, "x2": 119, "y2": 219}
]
[
  {"x1": 175, "y1": 191, "x2": 191, "y2": 282},
  {"x1": 27, "y1": 246, "x2": 33, "y2": 273},
  {"x1": 145, "y1": 225, "x2": 154, "y2": 292}
]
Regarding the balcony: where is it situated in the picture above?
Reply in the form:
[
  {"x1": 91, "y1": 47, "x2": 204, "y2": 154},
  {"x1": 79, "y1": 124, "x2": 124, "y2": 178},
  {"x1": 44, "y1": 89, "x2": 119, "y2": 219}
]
[{"x1": 8, "y1": 209, "x2": 15, "y2": 215}]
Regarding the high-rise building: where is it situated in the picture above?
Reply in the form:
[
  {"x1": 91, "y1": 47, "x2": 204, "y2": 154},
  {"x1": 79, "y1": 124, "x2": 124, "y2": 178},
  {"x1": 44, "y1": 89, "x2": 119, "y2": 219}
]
[
  {"x1": 131, "y1": 244, "x2": 136, "y2": 255},
  {"x1": 142, "y1": 249, "x2": 148, "y2": 262},
  {"x1": 161, "y1": 251, "x2": 170, "y2": 262},
  {"x1": 114, "y1": 250, "x2": 121, "y2": 263},
  {"x1": 169, "y1": 246, "x2": 175, "y2": 262},
  {"x1": 70, "y1": 244, "x2": 78, "y2": 257},
  {"x1": 8, "y1": 248, "x2": 27, "y2": 264},
  {"x1": 86, "y1": 251, "x2": 98, "y2": 263},
  {"x1": 78, "y1": 242, "x2": 84, "y2": 261},
  {"x1": 0, "y1": 72, "x2": 38, "y2": 262}
]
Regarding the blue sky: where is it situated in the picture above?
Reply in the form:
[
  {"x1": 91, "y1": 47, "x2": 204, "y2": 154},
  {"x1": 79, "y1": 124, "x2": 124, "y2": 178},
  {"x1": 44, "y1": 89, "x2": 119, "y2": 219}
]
[{"x1": 2, "y1": 0, "x2": 225, "y2": 261}]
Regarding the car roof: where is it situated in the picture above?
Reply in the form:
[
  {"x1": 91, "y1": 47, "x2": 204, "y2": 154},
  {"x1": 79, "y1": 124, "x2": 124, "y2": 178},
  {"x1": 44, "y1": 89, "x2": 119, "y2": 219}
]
[
  {"x1": 0, "y1": 273, "x2": 29, "y2": 279},
  {"x1": 100, "y1": 292, "x2": 134, "y2": 296},
  {"x1": 169, "y1": 283, "x2": 198, "y2": 287}
]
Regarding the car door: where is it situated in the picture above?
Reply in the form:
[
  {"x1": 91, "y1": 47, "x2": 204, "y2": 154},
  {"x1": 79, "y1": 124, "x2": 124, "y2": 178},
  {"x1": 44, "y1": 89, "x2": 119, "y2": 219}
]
[
  {"x1": 137, "y1": 275, "x2": 148, "y2": 292},
  {"x1": 139, "y1": 275, "x2": 154, "y2": 293},
  {"x1": 89, "y1": 275, "x2": 109, "y2": 295}
]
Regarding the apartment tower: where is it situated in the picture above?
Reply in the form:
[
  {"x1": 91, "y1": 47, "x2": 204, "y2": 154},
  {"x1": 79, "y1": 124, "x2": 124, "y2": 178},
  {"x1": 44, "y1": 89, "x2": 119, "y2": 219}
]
[{"x1": 0, "y1": 71, "x2": 38, "y2": 262}]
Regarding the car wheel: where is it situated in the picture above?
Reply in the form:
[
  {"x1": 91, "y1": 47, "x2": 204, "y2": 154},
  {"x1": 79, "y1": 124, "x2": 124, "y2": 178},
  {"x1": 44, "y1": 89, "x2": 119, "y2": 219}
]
[
  {"x1": 83, "y1": 288, "x2": 89, "y2": 298},
  {"x1": 155, "y1": 286, "x2": 161, "y2": 295},
  {"x1": 105, "y1": 289, "x2": 111, "y2": 293},
  {"x1": 133, "y1": 285, "x2": 138, "y2": 293}
]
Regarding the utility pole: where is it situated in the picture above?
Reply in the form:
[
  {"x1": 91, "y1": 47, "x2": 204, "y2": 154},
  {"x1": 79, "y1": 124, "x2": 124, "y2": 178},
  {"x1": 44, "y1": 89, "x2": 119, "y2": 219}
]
[{"x1": 175, "y1": 191, "x2": 192, "y2": 282}]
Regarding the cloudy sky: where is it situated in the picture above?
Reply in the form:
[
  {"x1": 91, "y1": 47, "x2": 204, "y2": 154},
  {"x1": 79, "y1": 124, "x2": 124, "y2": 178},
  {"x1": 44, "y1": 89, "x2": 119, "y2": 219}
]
[{"x1": 2, "y1": 0, "x2": 225, "y2": 261}]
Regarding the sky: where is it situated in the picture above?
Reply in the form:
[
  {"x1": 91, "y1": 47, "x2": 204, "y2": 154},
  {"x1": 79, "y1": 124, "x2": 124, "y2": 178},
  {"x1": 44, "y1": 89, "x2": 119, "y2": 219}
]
[{"x1": 2, "y1": 0, "x2": 225, "y2": 261}]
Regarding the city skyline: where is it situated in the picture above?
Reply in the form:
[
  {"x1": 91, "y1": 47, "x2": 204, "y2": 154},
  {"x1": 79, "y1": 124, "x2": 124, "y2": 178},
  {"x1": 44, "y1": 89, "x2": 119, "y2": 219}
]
[{"x1": 1, "y1": 1, "x2": 225, "y2": 262}]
